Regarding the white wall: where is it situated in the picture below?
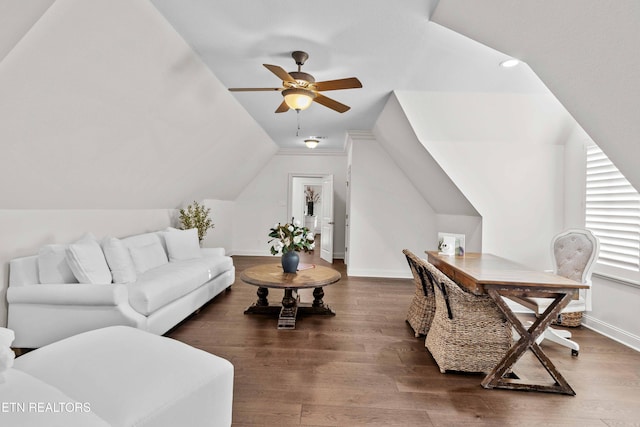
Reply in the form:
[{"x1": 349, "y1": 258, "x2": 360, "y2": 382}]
[
  {"x1": 0, "y1": 0, "x2": 277, "y2": 209},
  {"x1": 346, "y1": 133, "x2": 482, "y2": 278},
  {"x1": 200, "y1": 199, "x2": 235, "y2": 253},
  {"x1": 395, "y1": 91, "x2": 576, "y2": 270},
  {"x1": 373, "y1": 94, "x2": 478, "y2": 216},
  {"x1": 231, "y1": 153, "x2": 347, "y2": 258},
  {"x1": 0, "y1": 0, "x2": 54, "y2": 62}
]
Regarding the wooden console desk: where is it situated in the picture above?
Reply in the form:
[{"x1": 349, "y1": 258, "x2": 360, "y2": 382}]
[{"x1": 426, "y1": 251, "x2": 588, "y2": 395}]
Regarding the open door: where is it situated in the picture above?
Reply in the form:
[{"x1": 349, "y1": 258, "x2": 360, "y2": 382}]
[{"x1": 320, "y1": 175, "x2": 334, "y2": 263}]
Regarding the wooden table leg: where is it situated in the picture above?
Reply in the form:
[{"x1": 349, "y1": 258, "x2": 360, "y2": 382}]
[
  {"x1": 482, "y1": 288, "x2": 577, "y2": 395},
  {"x1": 256, "y1": 287, "x2": 269, "y2": 306},
  {"x1": 295, "y1": 287, "x2": 336, "y2": 316},
  {"x1": 244, "y1": 287, "x2": 281, "y2": 315},
  {"x1": 312, "y1": 287, "x2": 325, "y2": 307}
]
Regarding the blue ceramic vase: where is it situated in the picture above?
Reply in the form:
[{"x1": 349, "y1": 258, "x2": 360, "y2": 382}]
[{"x1": 281, "y1": 251, "x2": 299, "y2": 273}]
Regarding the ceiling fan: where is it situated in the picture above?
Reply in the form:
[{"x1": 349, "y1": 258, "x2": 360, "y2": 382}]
[{"x1": 228, "y1": 51, "x2": 362, "y2": 114}]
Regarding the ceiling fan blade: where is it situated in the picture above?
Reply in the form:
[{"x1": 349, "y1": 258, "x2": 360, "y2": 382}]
[
  {"x1": 315, "y1": 77, "x2": 362, "y2": 91},
  {"x1": 313, "y1": 93, "x2": 350, "y2": 113},
  {"x1": 228, "y1": 87, "x2": 282, "y2": 92},
  {"x1": 263, "y1": 64, "x2": 295, "y2": 82},
  {"x1": 275, "y1": 100, "x2": 290, "y2": 113}
]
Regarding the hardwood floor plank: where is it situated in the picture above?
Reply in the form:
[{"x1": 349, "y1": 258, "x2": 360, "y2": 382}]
[
  {"x1": 301, "y1": 404, "x2": 433, "y2": 426},
  {"x1": 166, "y1": 253, "x2": 640, "y2": 426}
]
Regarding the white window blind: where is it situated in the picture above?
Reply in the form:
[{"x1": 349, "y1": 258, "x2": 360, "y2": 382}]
[{"x1": 585, "y1": 144, "x2": 640, "y2": 273}]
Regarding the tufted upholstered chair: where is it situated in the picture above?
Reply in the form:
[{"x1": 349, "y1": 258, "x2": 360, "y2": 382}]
[{"x1": 511, "y1": 229, "x2": 599, "y2": 356}]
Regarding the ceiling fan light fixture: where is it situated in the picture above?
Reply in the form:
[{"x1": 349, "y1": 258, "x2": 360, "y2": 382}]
[
  {"x1": 282, "y1": 88, "x2": 316, "y2": 111},
  {"x1": 304, "y1": 139, "x2": 319, "y2": 149}
]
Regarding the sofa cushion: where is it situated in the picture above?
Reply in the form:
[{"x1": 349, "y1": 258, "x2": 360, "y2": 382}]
[
  {"x1": 37, "y1": 244, "x2": 78, "y2": 284},
  {"x1": 165, "y1": 228, "x2": 202, "y2": 262},
  {"x1": 122, "y1": 232, "x2": 170, "y2": 274},
  {"x1": 128, "y1": 254, "x2": 233, "y2": 316},
  {"x1": 129, "y1": 241, "x2": 168, "y2": 274},
  {"x1": 102, "y1": 237, "x2": 137, "y2": 284},
  {"x1": 66, "y1": 234, "x2": 112, "y2": 285},
  {"x1": 122, "y1": 231, "x2": 168, "y2": 253}
]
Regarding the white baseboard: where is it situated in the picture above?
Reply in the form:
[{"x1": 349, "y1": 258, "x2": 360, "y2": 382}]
[
  {"x1": 229, "y1": 250, "x2": 346, "y2": 260},
  {"x1": 227, "y1": 250, "x2": 272, "y2": 257},
  {"x1": 347, "y1": 268, "x2": 411, "y2": 279},
  {"x1": 582, "y1": 314, "x2": 640, "y2": 352}
]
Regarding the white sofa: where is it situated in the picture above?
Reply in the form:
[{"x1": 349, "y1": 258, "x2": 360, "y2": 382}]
[
  {"x1": 7, "y1": 228, "x2": 235, "y2": 348},
  {"x1": 1, "y1": 326, "x2": 234, "y2": 427}
]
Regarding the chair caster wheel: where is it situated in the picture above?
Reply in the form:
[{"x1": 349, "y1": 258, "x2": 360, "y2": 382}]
[{"x1": 571, "y1": 349, "x2": 579, "y2": 357}]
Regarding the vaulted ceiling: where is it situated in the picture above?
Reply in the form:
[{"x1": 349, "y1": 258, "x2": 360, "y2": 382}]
[
  {"x1": 432, "y1": 0, "x2": 640, "y2": 193},
  {"x1": 1, "y1": 0, "x2": 637, "y2": 210},
  {"x1": 150, "y1": 0, "x2": 550, "y2": 152},
  {"x1": 150, "y1": 0, "x2": 638, "y2": 190}
]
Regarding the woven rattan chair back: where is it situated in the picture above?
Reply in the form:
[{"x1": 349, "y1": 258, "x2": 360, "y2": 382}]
[
  {"x1": 402, "y1": 249, "x2": 437, "y2": 337},
  {"x1": 424, "y1": 262, "x2": 512, "y2": 374}
]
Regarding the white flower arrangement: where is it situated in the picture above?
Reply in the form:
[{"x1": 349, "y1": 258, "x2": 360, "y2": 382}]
[{"x1": 268, "y1": 218, "x2": 315, "y2": 255}]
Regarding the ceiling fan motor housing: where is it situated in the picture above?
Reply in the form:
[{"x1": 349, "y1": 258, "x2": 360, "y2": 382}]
[
  {"x1": 292, "y1": 50, "x2": 309, "y2": 66},
  {"x1": 288, "y1": 71, "x2": 315, "y2": 86}
]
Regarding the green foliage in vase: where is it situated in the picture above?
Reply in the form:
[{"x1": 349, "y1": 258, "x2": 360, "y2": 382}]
[
  {"x1": 268, "y1": 217, "x2": 315, "y2": 255},
  {"x1": 179, "y1": 201, "x2": 214, "y2": 243}
]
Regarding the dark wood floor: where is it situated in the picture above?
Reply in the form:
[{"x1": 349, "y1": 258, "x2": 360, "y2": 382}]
[{"x1": 168, "y1": 251, "x2": 640, "y2": 427}]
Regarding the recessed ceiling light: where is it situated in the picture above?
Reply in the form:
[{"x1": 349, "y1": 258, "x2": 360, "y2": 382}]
[{"x1": 499, "y1": 59, "x2": 520, "y2": 68}]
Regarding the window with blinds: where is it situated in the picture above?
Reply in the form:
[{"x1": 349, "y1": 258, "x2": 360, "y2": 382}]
[{"x1": 585, "y1": 144, "x2": 640, "y2": 277}]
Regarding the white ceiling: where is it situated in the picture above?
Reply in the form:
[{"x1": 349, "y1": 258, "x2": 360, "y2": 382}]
[{"x1": 150, "y1": 0, "x2": 549, "y2": 152}]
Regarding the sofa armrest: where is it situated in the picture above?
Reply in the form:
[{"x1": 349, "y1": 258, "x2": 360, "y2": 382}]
[
  {"x1": 7, "y1": 284, "x2": 129, "y2": 306},
  {"x1": 201, "y1": 247, "x2": 226, "y2": 257}
]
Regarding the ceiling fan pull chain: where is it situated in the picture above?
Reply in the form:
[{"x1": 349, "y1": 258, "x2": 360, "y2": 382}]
[{"x1": 296, "y1": 109, "x2": 301, "y2": 136}]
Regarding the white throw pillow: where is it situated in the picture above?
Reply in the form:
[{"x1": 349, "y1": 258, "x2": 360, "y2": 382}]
[
  {"x1": 37, "y1": 244, "x2": 78, "y2": 284},
  {"x1": 102, "y1": 237, "x2": 137, "y2": 284},
  {"x1": 165, "y1": 228, "x2": 202, "y2": 262},
  {"x1": 65, "y1": 234, "x2": 113, "y2": 285},
  {"x1": 129, "y1": 241, "x2": 168, "y2": 274}
]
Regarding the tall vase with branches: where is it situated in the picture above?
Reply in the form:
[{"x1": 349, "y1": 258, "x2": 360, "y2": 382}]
[{"x1": 305, "y1": 186, "x2": 320, "y2": 216}]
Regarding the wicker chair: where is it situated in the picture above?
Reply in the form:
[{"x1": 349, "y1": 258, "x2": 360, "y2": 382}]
[
  {"x1": 424, "y1": 262, "x2": 513, "y2": 374},
  {"x1": 402, "y1": 249, "x2": 436, "y2": 337}
]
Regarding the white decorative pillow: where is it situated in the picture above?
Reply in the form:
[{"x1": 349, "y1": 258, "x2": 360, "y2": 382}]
[
  {"x1": 129, "y1": 241, "x2": 168, "y2": 274},
  {"x1": 165, "y1": 228, "x2": 202, "y2": 262},
  {"x1": 102, "y1": 237, "x2": 137, "y2": 284},
  {"x1": 65, "y1": 234, "x2": 112, "y2": 285},
  {"x1": 37, "y1": 244, "x2": 78, "y2": 284},
  {"x1": 122, "y1": 232, "x2": 163, "y2": 251}
]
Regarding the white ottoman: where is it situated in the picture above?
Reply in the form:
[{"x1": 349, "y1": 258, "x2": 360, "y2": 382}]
[{"x1": 11, "y1": 326, "x2": 234, "y2": 427}]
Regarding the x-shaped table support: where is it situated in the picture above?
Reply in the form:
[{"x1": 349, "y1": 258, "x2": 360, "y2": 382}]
[{"x1": 482, "y1": 287, "x2": 577, "y2": 395}]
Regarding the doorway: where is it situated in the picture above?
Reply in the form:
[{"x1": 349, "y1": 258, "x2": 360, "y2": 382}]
[{"x1": 288, "y1": 173, "x2": 334, "y2": 263}]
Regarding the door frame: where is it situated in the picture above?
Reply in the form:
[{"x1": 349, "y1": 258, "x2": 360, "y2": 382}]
[{"x1": 287, "y1": 173, "x2": 334, "y2": 261}]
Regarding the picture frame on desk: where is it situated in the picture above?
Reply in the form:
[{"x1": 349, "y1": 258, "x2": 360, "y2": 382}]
[{"x1": 438, "y1": 232, "x2": 465, "y2": 256}]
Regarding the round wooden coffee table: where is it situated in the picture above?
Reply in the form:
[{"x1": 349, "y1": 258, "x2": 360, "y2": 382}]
[{"x1": 240, "y1": 264, "x2": 341, "y2": 329}]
